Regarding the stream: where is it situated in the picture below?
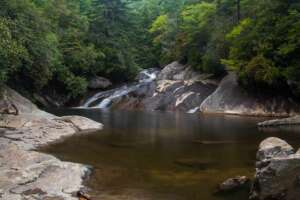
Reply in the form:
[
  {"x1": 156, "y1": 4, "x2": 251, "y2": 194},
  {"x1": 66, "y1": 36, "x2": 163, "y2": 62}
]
[{"x1": 41, "y1": 109, "x2": 300, "y2": 200}]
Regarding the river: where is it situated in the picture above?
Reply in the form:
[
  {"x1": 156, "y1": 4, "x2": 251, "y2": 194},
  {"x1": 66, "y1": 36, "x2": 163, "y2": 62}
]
[{"x1": 41, "y1": 109, "x2": 300, "y2": 200}]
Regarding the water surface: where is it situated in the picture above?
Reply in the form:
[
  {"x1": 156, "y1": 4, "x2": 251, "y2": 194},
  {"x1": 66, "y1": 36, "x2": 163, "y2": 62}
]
[{"x1": 42, "y1": 109, "x2": 300, "y2": 200}]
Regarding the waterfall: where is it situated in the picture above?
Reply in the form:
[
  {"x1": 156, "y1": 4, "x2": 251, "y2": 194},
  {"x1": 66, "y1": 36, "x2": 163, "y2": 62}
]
[
  {"x1": 187, "y1": 107, "x2": 199, "y2": 114},
  {"x1": 81, "y1": 68, "x2": 159, "y2": 109}
]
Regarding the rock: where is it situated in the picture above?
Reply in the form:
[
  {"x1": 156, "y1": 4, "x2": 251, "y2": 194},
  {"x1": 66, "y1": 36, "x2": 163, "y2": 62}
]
[
  {"x1": 258, "y1": 116, "x2": 300, "y2": 127},
  {"x1": 88, "y1": 76, "x2": 112, "y2": 90},
  {"x1": 59, "y1": 116, "x2": 103, "y2": 132},
  {"x1": 0, "y1": 99, "x2": 18, "y2": 115},
  {"x1": 216, "y1": 176, "x2": 250, "y2": 193},
  {"x1": 0, "y1": 87, "x2": 103, "y2": 200},
  {"x1": 1, "y1": 86, "x2": 54, "y2": 118},
  {"x1": 81, "y1": 61, "x2": 218, "y2": 113},
  {"x1": 77, "y1": 190, "x2": 91, "y2": 200},
  {"x1": 200, "y1": 73, "x2": 300, "y2": 117},
  {"x1": 157, "y1": 61, "x2": 212, "y2": 82},
  {"x1": 256, "y1": 137, "x2": 294, "y2": 161},
  {"x1": 251, "y1": 137, "x2": 300, "y2": 200},
  {"x1": 157, "y1": 61, "x2": 186, "y2": 80},
  {"x1": 141, "y1": 80, "x2": 217, "y2": 112}
]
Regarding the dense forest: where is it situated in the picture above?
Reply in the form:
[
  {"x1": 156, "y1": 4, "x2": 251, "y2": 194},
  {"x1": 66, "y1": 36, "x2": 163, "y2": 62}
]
[{"x1": 0, "y1": 0, "x2": 300, "y2": 103}]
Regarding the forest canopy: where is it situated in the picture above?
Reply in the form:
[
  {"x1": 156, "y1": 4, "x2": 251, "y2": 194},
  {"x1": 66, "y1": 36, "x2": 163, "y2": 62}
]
[{"x1": 0, "y1": 0, "x2": 300, "y2": 101}]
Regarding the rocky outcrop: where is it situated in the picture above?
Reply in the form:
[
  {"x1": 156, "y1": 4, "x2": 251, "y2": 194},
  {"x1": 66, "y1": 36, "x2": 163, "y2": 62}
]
[
  {"x1": 82, "y1": 61, "x2": 300, "y2": 116},
  {"x1": 82, "y1": 62, "x2": 218, "y2": 113},
  {"x1": 124, "y1": 62, "x2": 217, "y2": 112},
  {"x1": 88, "y1": 76, "x2": 112, "y2": 90},
  {"x1": 141, "y1": 80, "x2": 216, "y2": 112},
  {"x1": 0, "y1": 86, "x2": 51, "y2": 117},
  {"x1": 251, "y1": 137, "x2": 300, "y2": 200},
  {"x1": 200, "y1": 73, "x2": 300, "y2": 117},
  {"x1": 0, "y1": 87, "x2": 103, "y2": 200},
  {"x1": 258, "y1": 115, "x2": 300, "y2": 127}
]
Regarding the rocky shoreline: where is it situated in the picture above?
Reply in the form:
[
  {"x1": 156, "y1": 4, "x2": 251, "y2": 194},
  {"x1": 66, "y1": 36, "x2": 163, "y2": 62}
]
[
  {"x1": 82, "y1": 62, "x2": 300, "y2": 117},
  {"x1": 0, "y1": 87, "x2": 102, "y2": 200},
  {"x1": 258, "y1": 115, "x2": 300, "y2": 127}
]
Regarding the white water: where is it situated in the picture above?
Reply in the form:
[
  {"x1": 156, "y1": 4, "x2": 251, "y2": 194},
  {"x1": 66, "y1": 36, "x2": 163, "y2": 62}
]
[
  {"x1": 81, "y1": 69, "x2": 158, "y2": 109},
  {"x1": 187, "y1": 106, "x2": 199, "y2": 114}
]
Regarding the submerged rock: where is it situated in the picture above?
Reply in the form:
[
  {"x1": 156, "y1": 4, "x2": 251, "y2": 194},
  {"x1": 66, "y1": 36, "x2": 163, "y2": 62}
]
[
  {"x1": 200, "y1": 73, "x2": 300, "y2": 117},
  {"x1": 258, "y1": 115, "x2": 300, "y2": 127},
  {"x1": 216, "y1": 176, "x2": 250, "y2": 193},
  {"x1": 251, "y1": 137, "x2": 300, "y2": 200},
  {"x1": 193, "y1": 140, "x2": 238, "y2": 145},
  {"x1": 174, "y1": 158, "x2": 217, "y2": 169}
]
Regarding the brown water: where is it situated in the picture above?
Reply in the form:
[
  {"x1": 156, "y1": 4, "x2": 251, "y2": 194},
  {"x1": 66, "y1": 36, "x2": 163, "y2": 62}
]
[{"x1": 42, "y1": 109, "x2": 300, "y2": 200}]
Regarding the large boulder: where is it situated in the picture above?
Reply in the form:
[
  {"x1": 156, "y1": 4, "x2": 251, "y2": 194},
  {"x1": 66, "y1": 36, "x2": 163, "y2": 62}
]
[
  {"x1": 157, "y1": 61, "x2": 212, "y2": 82},
  {"x1": 200, "y1": 73, "x2": 300, "y2": 117},
  {"x1": 256, "y1": 137, "x2": 294, "y2": 161},
  {"x1": 141, "y1": 80, "x2": 217, "y2": 112},
  {"x1": 88, "y1": 76, "x2": 112, "y2": 90},
  {"x1": 157, "y1": 61, "x2": 186, "y2": 80},
  {"x1": 251, "y1": 137, "x2": 300, "y2": 200},
  {"x1": 0, "y1": 86, "x2": 52, "y2": 117}
]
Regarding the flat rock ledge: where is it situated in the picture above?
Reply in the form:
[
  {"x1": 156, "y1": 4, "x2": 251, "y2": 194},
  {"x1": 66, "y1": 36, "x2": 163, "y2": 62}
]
[
  {"x1": 258, "y1": 115, "x2": 300, "y2": 127},
  {"x1": 0, "y1": 112, "x2": 102, "y2": 200},
  {"x1": 0, "y1": 86, "x2": 102, "y2": 199},
  {"x1": 250, "y1": 137, "x2": 300, "y2": 200}
]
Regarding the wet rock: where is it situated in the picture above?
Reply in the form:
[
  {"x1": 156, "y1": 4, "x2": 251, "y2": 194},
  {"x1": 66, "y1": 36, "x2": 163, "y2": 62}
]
[
  {"x1": 216, "y1": 176, "x2": 250, "y2": 193},
  {"x1": 258, "y1": 115, "x2": 300, "y2": 127},
  {"x1": 88, "y1": 76, "x2": 112, "y2": 90},
  {"x1": 200, "y1": 73, "x2": 300, "y2": 117},
  {"x1": 251, "y1": 137, "x2": 300, "y2": 200}
]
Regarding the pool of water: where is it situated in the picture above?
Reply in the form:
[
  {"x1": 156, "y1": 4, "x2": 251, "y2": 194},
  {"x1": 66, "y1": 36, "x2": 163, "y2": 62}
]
[{"x1": 41, "y1": 109, "x2": 300, "y2": 200}]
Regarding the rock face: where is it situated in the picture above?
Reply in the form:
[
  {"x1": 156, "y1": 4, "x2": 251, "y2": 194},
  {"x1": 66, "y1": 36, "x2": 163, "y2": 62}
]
[
  {"x1": 258, "y1": 115, "x2": 300, "y2": 127},
  {"x1": 251, "y1": 137, "x2": 300, "y2": 200},
  {"x1": 121, "y1": 62, "x2": 217, "y2": 112},
  {"x1": 88, "y1": 76, "x2": 112, "y2": 90},
  {"x1": 0, "y1": 87, "x2": 103, "y2": 200},
  {"x1": 82, "y1": 61, "x2": 300, "y2": 116},
  {"x1": 200, "y1": 73, "x2": 300, "y2": 117},
  {"x1": 141, "y1": 80, "x2": 216, "y2": 112}
]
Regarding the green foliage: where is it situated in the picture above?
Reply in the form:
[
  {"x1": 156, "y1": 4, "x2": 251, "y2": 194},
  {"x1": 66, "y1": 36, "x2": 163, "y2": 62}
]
[
  {"x1": 225, "y1": 0, "x2": 300, "y2": 95},
  {"x1": 1, "y1": 0, "x2": 300, "y2": 101},
  {"x1": 0, "y1": 18, "x2": 27, "y2": 84}
]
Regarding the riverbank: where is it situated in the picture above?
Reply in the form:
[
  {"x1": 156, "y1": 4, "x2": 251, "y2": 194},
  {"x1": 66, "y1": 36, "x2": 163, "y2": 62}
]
[{"x1": 0, "y1": 87, "x2": 102, "y2": 200}]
